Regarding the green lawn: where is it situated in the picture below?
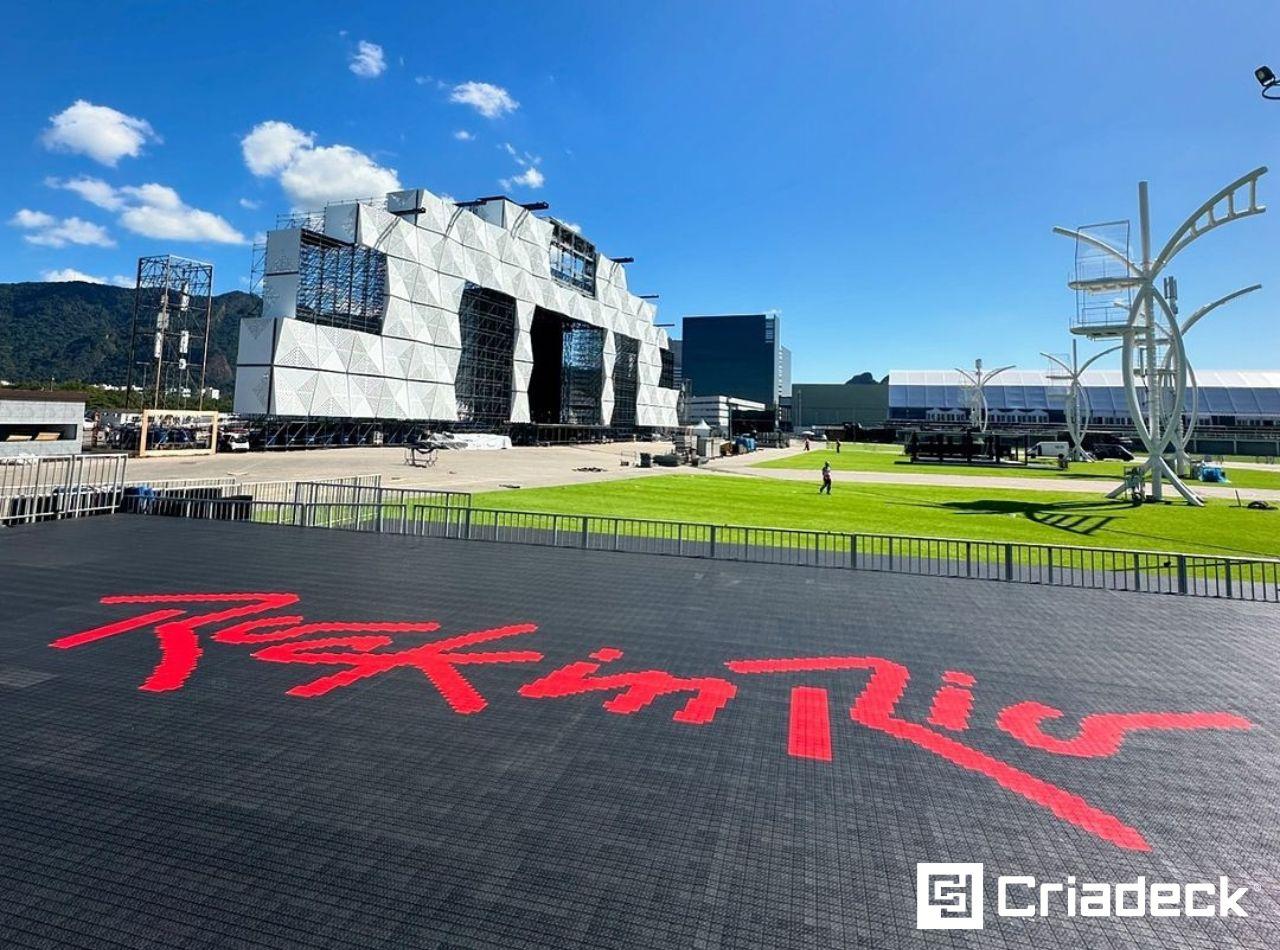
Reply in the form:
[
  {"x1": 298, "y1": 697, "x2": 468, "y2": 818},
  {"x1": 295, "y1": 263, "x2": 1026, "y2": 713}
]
[
  {"x1": 471, "y1": 473, "x2": 1280, "y2": 559},
  {"x1": 754, "y1": 442, "x2": 1280, "y2": 490}
]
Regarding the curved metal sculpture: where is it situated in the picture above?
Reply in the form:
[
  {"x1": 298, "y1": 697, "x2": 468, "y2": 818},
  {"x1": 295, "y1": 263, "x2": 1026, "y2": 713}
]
[
  {"x1": 1053, "y1": 168, "x2": 1267, "y2": 506},
  {"x1": 1042, "y1": 341, "x2": 1122, "y2": 460},
  {"x1": 955, "y1": 359, "x2": 1015, "y2": 432}
]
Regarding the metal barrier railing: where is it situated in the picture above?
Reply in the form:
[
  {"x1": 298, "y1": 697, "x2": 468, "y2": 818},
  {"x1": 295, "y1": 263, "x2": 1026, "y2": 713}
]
[
  {"x1": 292, "y1": 481, "x2": 471, "y2": 511},
  {"x1": 402, "y1": 505, "x2": 1280, "y2": 601},
  {"x1": 0, "y1": 454, "x2": 128, "y2": 526},
  {"x1": 118, "y1": 493, "x2": 1280, "y2": 603}
]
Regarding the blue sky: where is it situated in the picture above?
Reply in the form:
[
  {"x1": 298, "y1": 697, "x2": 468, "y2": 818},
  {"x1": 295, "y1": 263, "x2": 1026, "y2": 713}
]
[{"x1": 4, "y1": 1, "x2": 1280, "y2": 380}]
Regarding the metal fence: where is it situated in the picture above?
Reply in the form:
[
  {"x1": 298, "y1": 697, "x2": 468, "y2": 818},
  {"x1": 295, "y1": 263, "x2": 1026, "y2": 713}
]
[
  {"x1": 292, "y1": 481, "x2": 471, "y2": 511},
  {"x1": 124, "y1": 474, "x2": 384, "y2": 506},
  {"x1": 117, "y1": 493, "x2": 1280, "y2": 603},
  {"x1": 0, "y1": 454, "x2": 128, "y2": 526},
  {"x1": 404, "y1": 506, "x2": 1280, "y2": 601}
]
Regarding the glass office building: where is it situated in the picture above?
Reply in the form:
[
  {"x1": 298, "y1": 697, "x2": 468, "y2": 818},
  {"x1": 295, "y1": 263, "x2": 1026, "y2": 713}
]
[{"x1": 681, "y1": 313, "x2": 790, "y2": 409}]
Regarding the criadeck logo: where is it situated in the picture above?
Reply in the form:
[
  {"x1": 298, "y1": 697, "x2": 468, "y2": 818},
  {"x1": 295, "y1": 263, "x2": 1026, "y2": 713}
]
[
  {"x1": 915, "y1": 863, "x2": 1248, "y2": 930},
  {"x1": 916, "y1": 863, "x2": 984, "y2": 930}
]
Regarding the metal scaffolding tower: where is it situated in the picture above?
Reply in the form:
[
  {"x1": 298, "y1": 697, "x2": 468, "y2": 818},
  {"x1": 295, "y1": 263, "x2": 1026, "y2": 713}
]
[{"x1": 124, "y1": 255, "x2": 215, "y2": 411}]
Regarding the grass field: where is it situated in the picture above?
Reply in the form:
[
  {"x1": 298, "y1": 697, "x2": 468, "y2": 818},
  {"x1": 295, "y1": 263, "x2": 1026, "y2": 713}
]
[
  {"x1": 754, "y1": 442, "x2": 1280, "y2": 490},
  {"x1": 471, "y1": 473, "x2": 1280, "y2": 559}
]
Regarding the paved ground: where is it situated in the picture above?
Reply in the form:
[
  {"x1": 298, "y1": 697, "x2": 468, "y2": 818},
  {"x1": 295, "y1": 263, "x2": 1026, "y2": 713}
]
[
  {"x1": 116, "y1": 441, "x2": 677, "y2": 494},
  {"x1": 719, "y1": 447, "x2": 1280, "y2": 501},
  {"x1": 1, "y1": 516, "x2": 1277, "y2": 948}
]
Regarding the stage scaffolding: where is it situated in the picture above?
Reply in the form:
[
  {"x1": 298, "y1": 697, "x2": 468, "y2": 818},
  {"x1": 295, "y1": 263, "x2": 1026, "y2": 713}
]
[
  {"x1": 549, "y1": 220, "x2": 597, "y2": 296},
  {"x1": 294, "y1": 230, "x2": 387, "y2": 335},
  {"x1": 124, "y1": 255, "x2": 214, "y2": 411},
  {"x1": 561, "y1": 318, "x2": 604, "y2": 426},
  {"x1": 611, "y1": 335, "x2": 640, "y2": 427},
  {"x1": 456, "y1": 285, "x2": 516, "y2": 427}
]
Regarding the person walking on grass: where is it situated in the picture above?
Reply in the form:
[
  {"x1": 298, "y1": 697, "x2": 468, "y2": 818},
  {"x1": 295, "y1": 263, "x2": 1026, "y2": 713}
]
[{"x1": 819, "y1": 460, "x2": 832, "y2": 494}]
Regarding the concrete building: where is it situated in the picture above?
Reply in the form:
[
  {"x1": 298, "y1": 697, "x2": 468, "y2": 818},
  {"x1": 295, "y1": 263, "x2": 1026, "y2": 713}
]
[
  {"x1": 0, "y1": 390, "x2": 85, "y2": 457},
  {"x1": 680, "y1": 313, "x2": 789, "y2": 410},
  {"x1": 234, "y1": 189, "x2": 680, "y2": 434},
  {"x1": 791, "y1": 382, "x2": 888, "y2": 429}
]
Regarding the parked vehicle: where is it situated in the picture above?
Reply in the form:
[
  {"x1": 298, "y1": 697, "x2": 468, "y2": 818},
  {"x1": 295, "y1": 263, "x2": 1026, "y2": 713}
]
[
  {"x1": 1029, "y1": 440, "x2": 1071, "y2": 459},
  {"x1": 219, "y1": 430, "x2": 251, "y2": 452},
  {"x1": 1090, "y1": 442, "x2": 1135, "y2": 461}
]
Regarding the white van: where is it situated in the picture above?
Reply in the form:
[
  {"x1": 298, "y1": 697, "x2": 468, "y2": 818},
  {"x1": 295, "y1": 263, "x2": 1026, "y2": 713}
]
[{"x1": 1029, "y1": 440, "x2": 1070, "y2": 459}]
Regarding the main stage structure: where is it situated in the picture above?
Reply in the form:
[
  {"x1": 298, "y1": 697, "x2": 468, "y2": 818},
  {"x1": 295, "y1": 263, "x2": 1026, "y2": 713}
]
[{"x1": 234, "y1": 190, "x2": 680, "y2": 442}]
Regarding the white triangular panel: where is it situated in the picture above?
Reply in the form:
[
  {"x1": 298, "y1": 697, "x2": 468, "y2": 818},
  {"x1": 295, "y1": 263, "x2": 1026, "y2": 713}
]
[
  {"x1": 310, "y1": 371, "x2": 350, "y2": 418},
  {"x1": 324, "y1": 203, "x2": 358, "y2": 243},
  {"x1": 382, "y1": 295, "x2": 415, "y2": 339},
  {"x1": 512, "y1": 360, "x2": 533, "y2": 391},
  {"x1": 237, "y1": 317, "x2": 278, "y2": 366},
  {"x1": 382, "y1": 337, "x2": 414, "y2": 380},
  {"x1": 406, "y1": 381, "x2": 430, "y2": 419},
  {"x1": 262, "y1": 273, "x2": 299, "y2": 319},
  {"x1": 437, "y1": 346, "x2": 461, "y2": 384},
  {"x1": 316, "y1": 325, "x2": 354, "y2": 372},
  {"x1": 233, "y1": 366, "x2": 271, "y2": 415},
  {"x1": 381, "y1": 377, "x2": 410, "y2": 419},
  {"x1": 265, "y1": 229, "x2": 302, "y2": 274},
  {"x1": 272, "y1": 367, "x2": 319, "y2": 417},
  {"x1": 510, "y1": 391, "x2": 530, "y2": 423},
  {"x1": 274, "y1": 319, "x2": 319, "y2": 369}
]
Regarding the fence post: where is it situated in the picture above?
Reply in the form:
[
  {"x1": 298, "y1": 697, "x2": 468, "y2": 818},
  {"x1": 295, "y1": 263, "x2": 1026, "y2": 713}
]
[
  {"x1": 1225, "y1": 560, "x2": 1234, "y2": 599},
  {"x1": 1004, "y1": 544, "x2": 1014, "y2": 581},
  {"x1": 1177, "y1": 555, "x2": 1188, "y2": 595},
  {"x1": 552, "y1": 515, "x2": 559, "y2": 547},
  {"x1": 1046, "y1": 547, "x2": 1054, "y2": 585},
  {"x1": 464, "y1": 506, "x2": 473, "y2": 540},
  {"x1": 849, "y1": 534, "x2": 857, "y2": 569},
  {"x1": 710, "y1": 524, "x2": 717, "y2": 559},
  {"x1": 888, "y1": 537, "x2": 894, "y2": 572},
  {"x1": 1132, "y1": 552, "x2": 1141, "y2": 591},
  {"x1": 813, "y1": 531, "x2": 820, "y2": 566},
  {"x1": 613, "y1": 518, "x2": 620, "y2": 552},
  {"x1": 581, "y1": 517, "x2": 589, "y2": 549}
]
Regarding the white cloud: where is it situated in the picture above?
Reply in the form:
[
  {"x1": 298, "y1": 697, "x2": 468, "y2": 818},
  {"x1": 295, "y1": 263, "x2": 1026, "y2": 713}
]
[
  {"x1": 42, "y1": 267, "x2": 105, "y2": 283},
  {"x1": 45, "y1": 178, "x2": 246, "y2": 244},
  {"x1": 239, "y1": 197, "x2": 260, "y2": 210},
  {"x1": 453, "y1": 130, "x2": 474, "y2": 141},
  {"x1": 500, "y1": 167, "x2": 545, "y2": 191},
  {"x1": 449, "y1": 81, "x2": 519, "y2": 119},
  {"x1": 10, "y1": 209, "x2": 115, "y2": 248},
  {"x1": 44, "y1": 176, "x2": 125, "y2": 210},
  {"x1": 116, "y1": 184, "x2": 246, "y2": 244},
  {"x1": 41, "y1": 100, "x2": 159, "y2": 166},
  {"x1": 11, "y1": 209, "x2": 55, "y2": 229},
  {"x1": 498, "y1": 143, "x2": 544, "y2": 191},
  {"x1": 240, "y1": 120, "x2": 400, "y2": 208},
  {"x1": 241, "y1": 120, "x2": 314, "y2": 176},
  {"x1": 349, "y1": 40, "x2": 386, "y2": 78}
]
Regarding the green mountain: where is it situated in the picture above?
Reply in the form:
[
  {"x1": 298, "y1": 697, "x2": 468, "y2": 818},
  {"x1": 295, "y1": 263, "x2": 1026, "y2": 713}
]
[{"x1": 0, "y1": 281, "x2": 257, "y2": 394}]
